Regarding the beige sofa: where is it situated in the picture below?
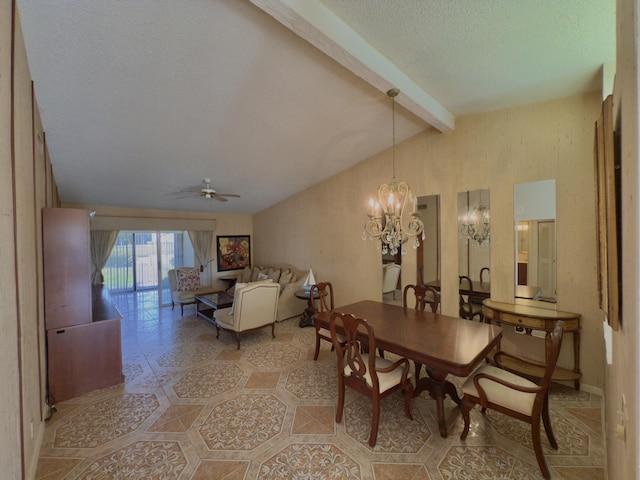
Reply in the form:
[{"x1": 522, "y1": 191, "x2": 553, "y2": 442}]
[
  {"x1": 168, "y1": 267, "x2": 217, "y2": 315},
  {"x1": 229, "y1": 264, "x2": 309, "y2": 322}
]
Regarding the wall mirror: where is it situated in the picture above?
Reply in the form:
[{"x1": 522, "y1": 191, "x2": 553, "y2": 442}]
[
  {"x1": 458, "y1": 189, "x2": 491, "y2": 281},
  {"x1": 514, "y1": 179, "x2": 557, "y2": 305},
  {"x1": 415, "y1": 194, "x2": 440, "y2": 309}
]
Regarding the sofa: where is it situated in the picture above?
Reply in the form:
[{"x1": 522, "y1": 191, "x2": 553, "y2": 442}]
[
  {"x1": 168, "y1": 267, "x2": 217, "y2": 315},
  {"x1": 228, "y1": 264, "x2": 309, "y2": 322}
]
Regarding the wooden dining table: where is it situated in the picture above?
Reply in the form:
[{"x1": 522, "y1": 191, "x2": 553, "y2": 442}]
[{"x1": 313, "y1": 300, "x2": 503, "y2": 437}]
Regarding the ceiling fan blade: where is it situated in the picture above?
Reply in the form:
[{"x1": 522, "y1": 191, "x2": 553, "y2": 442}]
[
  {"x1": 217, "y1": 193, "x2": 241, "y2": 198},
  {"x1": 211, "y1": 195, "x2": 228, "y2": 202}
]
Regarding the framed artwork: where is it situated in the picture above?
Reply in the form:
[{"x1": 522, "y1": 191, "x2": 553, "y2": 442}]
[{"x1": 216, "y1": 235, "x2": 251, "y2": 272}]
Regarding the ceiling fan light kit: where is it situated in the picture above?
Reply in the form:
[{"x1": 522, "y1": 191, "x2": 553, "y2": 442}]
[{"x1": 173, "y1": 178, "x2": 240, "y2": 202}]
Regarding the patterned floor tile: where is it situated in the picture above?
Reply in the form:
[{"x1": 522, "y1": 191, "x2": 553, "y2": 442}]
[
  {"x1": 192, "y1": 460, "x2": 250, "y2": 480},
  {"x1": 260, "y1": 444, "x2": 361, "y2": 479},
  {"x1": 146, "y1": 404, "x2": 204, "y2": 432},
  {"x1": 245, "y1": 371, "x2": 281, "y2": 389},
  {"x1": 372, "y1": 463, "x2": 432, "y2": 480},
  {"x1": 292, "y1": 406, "x2": 335, "y2": 434},
  {"x1": 438, "y1": 445, "x2": 540, "y2": 479},
  {"x1": 172, "y1": 364, "x2": 243, "y2": 398},
  {"x1": 35, "y1": 457, "x2": 83, "y2": 480}
]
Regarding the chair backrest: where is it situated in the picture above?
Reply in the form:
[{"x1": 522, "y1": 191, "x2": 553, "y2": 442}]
[
  {"x1": 403, "y1": 284, "x2": 440, "y2": 312},
  {"x1": 480, "y1": 267, "x2": 490, "y2": 283},
  {"x1": 168, "y1": 267, "x2": 198, "y2": 292},
  {"x1": 382, "y1": 264, "x2": 401, "y2": 294},
  {"x1": 310, "y1": 282, "x2": 334, "y2": 313},
  {"x1": 232, "y1": 282, "x2": 280, "y2": 330},
  {"x1": 330, "y1": 312, "x2": 379, "y2": 391},
  {"x1": 459, "y1": 275, "x2": 473, "y2": 300}
]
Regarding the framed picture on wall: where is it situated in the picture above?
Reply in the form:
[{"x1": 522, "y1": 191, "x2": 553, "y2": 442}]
[{"x1": 216, "y1": 235, "x2": 251, "y2": 271}]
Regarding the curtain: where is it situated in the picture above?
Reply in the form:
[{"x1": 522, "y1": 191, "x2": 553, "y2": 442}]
[
  {"x1": 90, "y1": 230, "x2": 119, "y2": 285},
  {"x1": 188, "y1": 231, "x2": 214, "y2": 285}
]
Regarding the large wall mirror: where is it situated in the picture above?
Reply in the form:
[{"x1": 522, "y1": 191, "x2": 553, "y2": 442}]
[
  {"x1": 416, "y1": 194, "x2": 440, "y2": 286},
  {"x1": 458, "y1": 189, "x2": 491, "y2": 281},
  {"x1": 514, "y1": 179, "x2": 557, "y2": 305}
]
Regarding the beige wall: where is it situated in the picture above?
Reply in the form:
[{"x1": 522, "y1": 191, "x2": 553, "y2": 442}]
[
  {"x1": 255, "y1": 92, "x2": 605, "y2": 391},
  {"x1": 605, "y1": 0, "x2": 639, "y2": 478}
]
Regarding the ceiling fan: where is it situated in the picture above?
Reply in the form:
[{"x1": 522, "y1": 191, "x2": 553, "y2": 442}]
[{"x1": 174, "y1": 178, "x2": 241, "y2": 202}]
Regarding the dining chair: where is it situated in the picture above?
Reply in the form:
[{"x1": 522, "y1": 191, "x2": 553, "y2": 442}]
[
  {"x1": 310, "y1": 282, "x2": 345, "y2": 360},
  {"x1": 330, "y1": 311, "x2": 413, "y2": 447},
  {"x1": 459, "y1": 275, "x2": 484, "y2": 321},
  {"x1": 480, "y1": 266, "x2": 490, "y2": 283},
  {"x1": 459, "y1": 322, "x2": 564, "y2": 479},
  {"x1": 402, "y1": 283, "x2": 440, "y2": 381},
  {"x1": 404, "y1": 283, "x2": 440, "y2": 313}
]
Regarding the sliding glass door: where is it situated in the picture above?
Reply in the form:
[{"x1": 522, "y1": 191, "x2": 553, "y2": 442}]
[{"x1": 104, "y1": 231, "x2": 190, "y2": 306}]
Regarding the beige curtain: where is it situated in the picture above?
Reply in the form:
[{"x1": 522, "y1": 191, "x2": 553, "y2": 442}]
[
  {"x1": 188, "y1": 231, "x2": 214, "y2": 285},
  {"x1": 90, "y1": 230, "x2": 119, "y2": 284}
]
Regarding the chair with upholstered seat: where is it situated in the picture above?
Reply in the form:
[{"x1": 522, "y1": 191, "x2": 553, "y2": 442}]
[
  {"x1": 213, "y1": 282, "x2": 280, "y2": 349},
  {"x1": 330, "y1": 311, "x2": 413, "y2": 447},
  {"x1": 460, "y1": 322, "x2": 564, "y2": 479},
  {"x1": 382, "y1": 263, "x2": 401, "y2": 299},
  {"x1": 459, "y1": 275, "x2": 484, "y2": 321},
  {"x1": 310, "y1": 282, "x2": 345, "y2": 360},
  {"x1": 168, "y1": 267, "x2": 217, "y2": 316},
  {"x1": 402, "y1": 283, "x2": 440, "y2": 381}
]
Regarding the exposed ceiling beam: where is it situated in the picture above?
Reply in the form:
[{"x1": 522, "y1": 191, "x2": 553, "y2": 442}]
[{"x1": 249, "y1": 0, "x2": 455, "y2": 133}]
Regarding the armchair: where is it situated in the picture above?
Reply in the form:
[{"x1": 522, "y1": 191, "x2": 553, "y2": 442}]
[
  {"x1": 169, "y1": 268, "x2": 217, "y2": 316},
  {"x1": 382, "y1": 263, "x2": 401, "y2": 299},
  {"x1": 214, "y1": 282, "x2": 280, "y2": 349},
  {"x1": 460, "y1": 322, "x2": 564, "y2": 479}
]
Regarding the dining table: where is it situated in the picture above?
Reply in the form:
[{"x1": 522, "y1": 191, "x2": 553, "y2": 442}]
[{"x1": 313, "y1": 300, "x2": 503, "y2": 437}]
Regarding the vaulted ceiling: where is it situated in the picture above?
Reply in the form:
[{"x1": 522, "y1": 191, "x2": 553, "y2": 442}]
[{"x1": 16, "y1": 0, "x2": 615, "y2": 214}]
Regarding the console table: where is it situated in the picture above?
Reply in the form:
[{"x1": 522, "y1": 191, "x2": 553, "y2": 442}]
[{"x1": 482, "y1": 299, "x2": 581, "y2": 390}]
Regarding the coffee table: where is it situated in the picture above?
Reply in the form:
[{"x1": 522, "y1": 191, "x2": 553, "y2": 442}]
[{"x1": 195, "y1": 291, "x2": 234, "y2": 325}]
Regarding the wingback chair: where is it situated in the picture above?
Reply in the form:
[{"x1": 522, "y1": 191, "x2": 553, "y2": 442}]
[
  {"x1": 213, "y1": 281, "x2": 280, "y2": 349},
  {"x1": 382, "y1": 263, "x2": 401, "y2": 299},
  {"x1": 168, "y1": 267, "x2": 217, "y2": 316},
  {"x1": 459, "y1": 322, "x2": 565, "y2": 479}
]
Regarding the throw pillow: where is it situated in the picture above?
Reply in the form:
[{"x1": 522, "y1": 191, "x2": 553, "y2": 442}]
[
  {"x1": 258, "y1": 272, "x2": 269, "y2": 281},
  {"x1": 278, "y1": 271, "x2": 293, "y2": 288},
  {"x1": 241, "y1": 266, "x2": 252, "y2": 283},
  {"x1": 176, "y1": 268, "x2": 200, "y2": 291},
  {"x1": 251, "y1": 266, "x2": 262, "y2": 282},
  {"x1": 267, "y1": 268, "x2": 281, "y2": 283}
]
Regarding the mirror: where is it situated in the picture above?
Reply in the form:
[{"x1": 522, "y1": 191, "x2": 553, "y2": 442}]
[
  {"x1": 458, "y1": 189, "x2": 491, "y2": 281},
  {"x1": 514, "y1": 179, "x2": 556, "y2": 304},
  {"x1": 416, "y1": 194, "x2": 440, "y2": 310}
]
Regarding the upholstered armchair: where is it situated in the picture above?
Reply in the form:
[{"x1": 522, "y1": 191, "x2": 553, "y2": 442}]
[
  {"x1": 168, "y1": 267, "x2": 217, "y2": 316},
  {"x1": 214, "y1": 281, "x2": 280, "y2": 349},
  {"x1": 382, "y1": 263, "x2": 401, "y2": 299}
]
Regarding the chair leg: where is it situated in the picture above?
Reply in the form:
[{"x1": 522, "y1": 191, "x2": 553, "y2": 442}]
[
  {"x1": 531, "y1": 415, "x2": 551, "y2": 479},
  {"x1": 335, "y1": 380, "x2": 345, "y2": 423},
  {"x1": 180, "y1": 303, "x2": 184, "y2": 316},
  {"x1": 271, "y1": 323, "x2": 275, "y2": 339},
  {"x1": 403, "y1": 384, "x2": 414, "y2": 420},
  {"x1": 377, "y1": 348, "x2": 385, "y2": 358},
  {"x1": 414, "y1": 362, "x2": 422, "y2": 383},
  {"x1": 369, "y1": 396, "x2": 381, "y2": 447},
  {"x1": 459, "y1": 397, "x2": 473, "y2": 440},
  {"x1": 171, "y1": 301, "x2": 175, "y2": 311},
  {"x1": 313, "y1": 333, "x2": 322, "y2": 361},
  {"x1": 235, "y1": 333, "x2": 241, "y2": 350},
  {"x1": 542, "y1": 394, "x2": 558, "y2": 449}
]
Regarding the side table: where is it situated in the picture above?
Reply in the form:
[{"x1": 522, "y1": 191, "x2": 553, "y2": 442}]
[{"x1": 295, "y1": 289, "x2": 319, "y2": 328}]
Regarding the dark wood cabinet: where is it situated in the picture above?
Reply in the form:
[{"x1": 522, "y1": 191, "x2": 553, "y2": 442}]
[{"x1": 43, "y1": 208, "x2": 122, "y2": 402}]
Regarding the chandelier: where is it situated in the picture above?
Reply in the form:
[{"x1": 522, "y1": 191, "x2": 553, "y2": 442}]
[
  {"x1": 460, "y1": 196, "x2": 490, "y2": 246},
  {"x1": 363, "y1": 88, "x2": 424, "y2": 255}
]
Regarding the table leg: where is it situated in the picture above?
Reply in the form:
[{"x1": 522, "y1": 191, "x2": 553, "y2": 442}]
[
  {"x1": 414, "y1": 367, "x2": 461, "y2": 438},
  {"x1": 299, "y1": 297, "x2": 315, "y2": 328}
]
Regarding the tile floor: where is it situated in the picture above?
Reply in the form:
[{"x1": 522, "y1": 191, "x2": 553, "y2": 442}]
[{"x1": 35, "y1": 291, "x2": 606, "y2": 479}]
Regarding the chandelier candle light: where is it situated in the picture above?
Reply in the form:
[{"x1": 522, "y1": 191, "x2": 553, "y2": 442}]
[
  {"x1": 363, "y1": 88, "x2": 424, "y2": 255},
  {"x1": 460, "y1": 193, "x2": 490, "y2": 246}
]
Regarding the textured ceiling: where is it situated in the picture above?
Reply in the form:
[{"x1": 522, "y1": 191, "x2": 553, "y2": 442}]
[{"x1": 16, "y1": 0, "x2": 615, "y2": 214}]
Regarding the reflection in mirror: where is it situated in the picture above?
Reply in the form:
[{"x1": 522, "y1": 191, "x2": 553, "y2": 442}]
[
  {"x1": 416, "y1": 195, "x2": 440, "y2": 310},
  {"x1": 457, "y1": 189, "x2": 491, "y2": 314},
  {"x1": 514, "y1": 179, "x2": 556, "y2": 304},
  {"x1": 458, "y1": 189, "x2": 491, "y2": 280}
]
